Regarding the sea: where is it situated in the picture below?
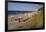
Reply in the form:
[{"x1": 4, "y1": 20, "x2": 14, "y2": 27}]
[{"x1": 8, "y1": 11, "x2": 33, "y2": 16}]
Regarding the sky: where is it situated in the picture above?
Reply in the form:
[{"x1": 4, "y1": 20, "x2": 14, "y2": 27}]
[{"x1": 8, "y1": 2, "x2": 43, "y2": 11}]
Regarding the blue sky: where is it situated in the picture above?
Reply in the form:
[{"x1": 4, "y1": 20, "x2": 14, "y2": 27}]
[{"x1": 8, "y1": 2, "x2": 43, "y2": 11}]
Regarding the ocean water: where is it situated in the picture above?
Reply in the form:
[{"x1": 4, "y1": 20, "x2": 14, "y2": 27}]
[{"x1": 8, "y1": 11, "x2": 33, "y2": 16}]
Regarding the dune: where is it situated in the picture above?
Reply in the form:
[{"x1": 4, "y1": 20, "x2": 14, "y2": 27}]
[{"x1": 8, "y1": 11, "x2": 43, "y2": 30}]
